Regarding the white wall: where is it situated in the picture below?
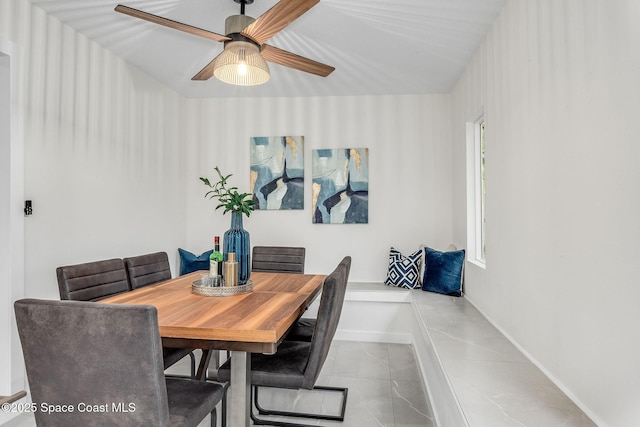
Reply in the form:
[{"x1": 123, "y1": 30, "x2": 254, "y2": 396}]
[
  {"x1": 0, "y1": 49, "x2": 12, "y2": 398},
  {"x1": 182, "y1": 95, "x2": 453, "y2": 281},
  {"x1": 451, "y1": 1, "x2": 640, "y2": 426},
  {"x1": 0, "y1": 27, "x2": 26, "y2": 424},
  {"x1": 0, "y1": 0, "x2": 187, "y2": 302}
]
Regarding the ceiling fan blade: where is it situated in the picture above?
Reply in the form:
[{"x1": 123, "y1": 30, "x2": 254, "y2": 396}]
[
  {"x1": 191, "y1": 53, "x2": 224, "y2": 81},
  {"x1": 115, "y1": 5, "x2": 230, "y2": 43},
  {"x1": 241, "y1": 0, "x2": 319, "y2": 45},
  {"x1": 261, "y1": 44, "x2": 334, "y2": 77}
]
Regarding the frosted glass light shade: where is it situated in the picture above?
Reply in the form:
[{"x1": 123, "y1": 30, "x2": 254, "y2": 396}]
[{"x1": 213, "y1": 41, "x2": 270, "y2": 86}]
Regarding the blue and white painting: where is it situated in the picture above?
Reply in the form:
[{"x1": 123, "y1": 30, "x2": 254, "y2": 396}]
[
  {"x1": 312, "y1": 148, "x2": 369, "y2": 224},
  {"x1": 250, "y1": 136, "x2": 304, "y2": 210}
]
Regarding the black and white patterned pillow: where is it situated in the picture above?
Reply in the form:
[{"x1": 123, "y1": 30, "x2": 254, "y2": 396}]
[{"x1": 384, "y1": 247, "x2": 422, "y2": 289}]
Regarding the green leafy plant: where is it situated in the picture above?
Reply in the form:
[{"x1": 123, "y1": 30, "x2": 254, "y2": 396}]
[{"x1": 200, "y1": 166, "x2": 255, "y2": 217}]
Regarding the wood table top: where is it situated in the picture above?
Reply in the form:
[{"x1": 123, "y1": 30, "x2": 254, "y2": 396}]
[{"x1": 100, "y1": 271, "x2": 325, "y2": 354}]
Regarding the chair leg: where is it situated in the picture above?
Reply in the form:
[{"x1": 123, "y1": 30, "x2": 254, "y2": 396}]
[
  {"x1": 205, "y1": 378, "x2": 229, "y2": 427},
  {"x1": 221, "y1": 382, "x2": 229, "y2": 427},
  {"x1": 210, "y1": 407, "x2": 217, "y2": 427},
  {"x1": 189, "y1": 352, "x2": 196, "y2": 378},
  {"x1": 250, "y1": 387, "x2": 311, "y2": 427},
  {"x1": 251, "y1": 407, "x2": 312, "y2": 427},
  {"x1": 251, "y1": 385, "x2": 348, "y2": 426}
]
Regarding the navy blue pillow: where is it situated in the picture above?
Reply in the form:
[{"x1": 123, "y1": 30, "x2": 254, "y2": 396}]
[
  {"x1": 384, "y1": 247, "x2": 422, "y2": 289},
  {"x1": 422, "y1": 247, "x2": 465, "y2": 296},
  {"x1": 178, "y1": 248, "x2": 213, "y2": 276}
]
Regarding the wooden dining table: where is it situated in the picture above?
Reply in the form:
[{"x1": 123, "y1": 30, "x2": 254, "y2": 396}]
[{"x1": 100, "y1": 270, "x2": 326, "y2": 427}]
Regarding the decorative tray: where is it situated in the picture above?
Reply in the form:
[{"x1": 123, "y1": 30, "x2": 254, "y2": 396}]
[{"x1": 191, "y1": 279, "x2": 253, "y2": 297}]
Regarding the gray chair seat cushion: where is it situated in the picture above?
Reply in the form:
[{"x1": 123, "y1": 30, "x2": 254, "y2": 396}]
[
  {"x1": 285, "y1": 318, "x2": 315, "y2": 342},
  {"x1": 217, "y1": 341, "x2": 311, "y2": 389},
  {"x1": 166, "y1": 377, "x2": 224, "y2": 426}
]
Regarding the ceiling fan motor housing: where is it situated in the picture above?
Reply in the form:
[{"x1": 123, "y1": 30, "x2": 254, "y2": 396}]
[
  {"x1": 226, "y1": 15, "x2": 255, "y2": 37},
  {"x1": 224, "y1": 14, "x2": 261, "y2": 49}
]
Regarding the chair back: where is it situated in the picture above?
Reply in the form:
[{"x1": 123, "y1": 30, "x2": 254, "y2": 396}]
[
  {"x1": 14, "y1": 299, "x2": 171, "y2": 426},
  {"x1": 302, "y1": 256, "x2": 351, "y2": 389},
  {"x1": 252, "y1": 246, "x2": 306, "y2": 273},
  {"x1": 56, "y1": 258, "x2": 129, "y2": 301},
  {"x1": 124, "y1": 252, "x2": 172, "y2": 290}
]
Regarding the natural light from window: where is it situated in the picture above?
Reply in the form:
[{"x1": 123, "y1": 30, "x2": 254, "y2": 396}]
[{"x1": 466, "y1": 113, "x2": 486, "y2": 267}]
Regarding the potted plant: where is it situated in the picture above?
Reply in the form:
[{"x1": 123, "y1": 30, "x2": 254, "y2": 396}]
[{"x1": 200, "y1": 167, "x2": 255, "y2": 285}]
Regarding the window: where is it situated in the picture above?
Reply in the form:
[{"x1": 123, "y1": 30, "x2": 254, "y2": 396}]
[{"x1": 466, "y1": 113, "x2": 486, "y2": 267}]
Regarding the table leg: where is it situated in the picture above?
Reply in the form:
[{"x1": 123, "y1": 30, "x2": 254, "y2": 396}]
[{"x1": 228, "y1": 351, "x2": 251, "y2": 427}]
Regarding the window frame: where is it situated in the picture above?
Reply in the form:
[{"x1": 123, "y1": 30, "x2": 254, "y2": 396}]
[{"x1": 466, "y1": 111, "x2": 486, "y2": 268}]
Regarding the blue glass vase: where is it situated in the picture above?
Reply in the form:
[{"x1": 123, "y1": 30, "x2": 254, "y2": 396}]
[{"x1": 223, "y1": 211, "x2": 251, "y2": 285}]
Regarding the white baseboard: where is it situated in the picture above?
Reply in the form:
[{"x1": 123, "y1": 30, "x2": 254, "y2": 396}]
[{"x1": 334, "y1": 330, "x2": 413, "y2": 344}]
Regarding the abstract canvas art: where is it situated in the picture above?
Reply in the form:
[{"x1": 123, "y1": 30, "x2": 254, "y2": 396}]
[
  {"x1": 250, "y1": 136, "x2": 304, "y2": 210},
  {"x1": 312, "y1": 148, "x2": 369, "y2": 224}
]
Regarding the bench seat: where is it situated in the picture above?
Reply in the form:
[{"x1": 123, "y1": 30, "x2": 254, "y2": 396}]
[{"x1": 312, "y1": 282, "x2": 595, "y2": 426}]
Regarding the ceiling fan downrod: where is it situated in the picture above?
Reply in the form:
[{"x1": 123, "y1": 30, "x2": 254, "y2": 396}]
[{"x1": 235, "y1": 0, "x2": 254, "y2": 15}]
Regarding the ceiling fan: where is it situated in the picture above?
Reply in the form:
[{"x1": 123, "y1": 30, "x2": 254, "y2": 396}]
[{"x1": 114, "y1": 0, "x2": 335, "y2": 86}]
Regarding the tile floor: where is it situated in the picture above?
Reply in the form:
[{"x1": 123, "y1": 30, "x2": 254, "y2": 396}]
[
  {"x1": 248, "y1": 341, "x2": 434, "y2": 426},
  {"x1": 2, "y1": 341, "x2": 433, "y2": 427}
]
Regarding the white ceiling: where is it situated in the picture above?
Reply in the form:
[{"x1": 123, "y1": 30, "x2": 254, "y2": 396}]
[{"x1": 29, "y1": 0, "x2": 506, "y2": 99}]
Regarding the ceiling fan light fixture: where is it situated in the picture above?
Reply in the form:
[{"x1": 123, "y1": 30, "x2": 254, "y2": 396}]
[{"x1": 214, "y1": 41, "x2": 270, "y2": 86}]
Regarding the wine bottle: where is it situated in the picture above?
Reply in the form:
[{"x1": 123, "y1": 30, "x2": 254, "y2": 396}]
[{"x1": 210, "y1": 236, "x2": 223, "y2": 279}]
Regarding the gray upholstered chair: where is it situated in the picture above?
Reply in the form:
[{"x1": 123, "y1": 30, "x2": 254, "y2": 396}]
[
  {"x1": 124, "y1": 252, "x2": 196, "y2": 376},
  {"x1": 56, "y1": 258, "x2": 130, "y2": 301},
  {"x1": 251, "y1": 246, "x2": 311, "y2": 342},
  {"x1": 57, "y1": 256, "x2": 194, "y2": 375},
  {"x1": 14, "y1": 298, "x2": 225, "y2": 427},
  {"x1": 124, "y1": 251, "x2": 172, "y2": 290},
  {"x1": 218, "y1": 256, "x2": 351, "y2": 426},
  {"x1": 251, "y1": 246, "x2": 306, "y2": 274}
]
